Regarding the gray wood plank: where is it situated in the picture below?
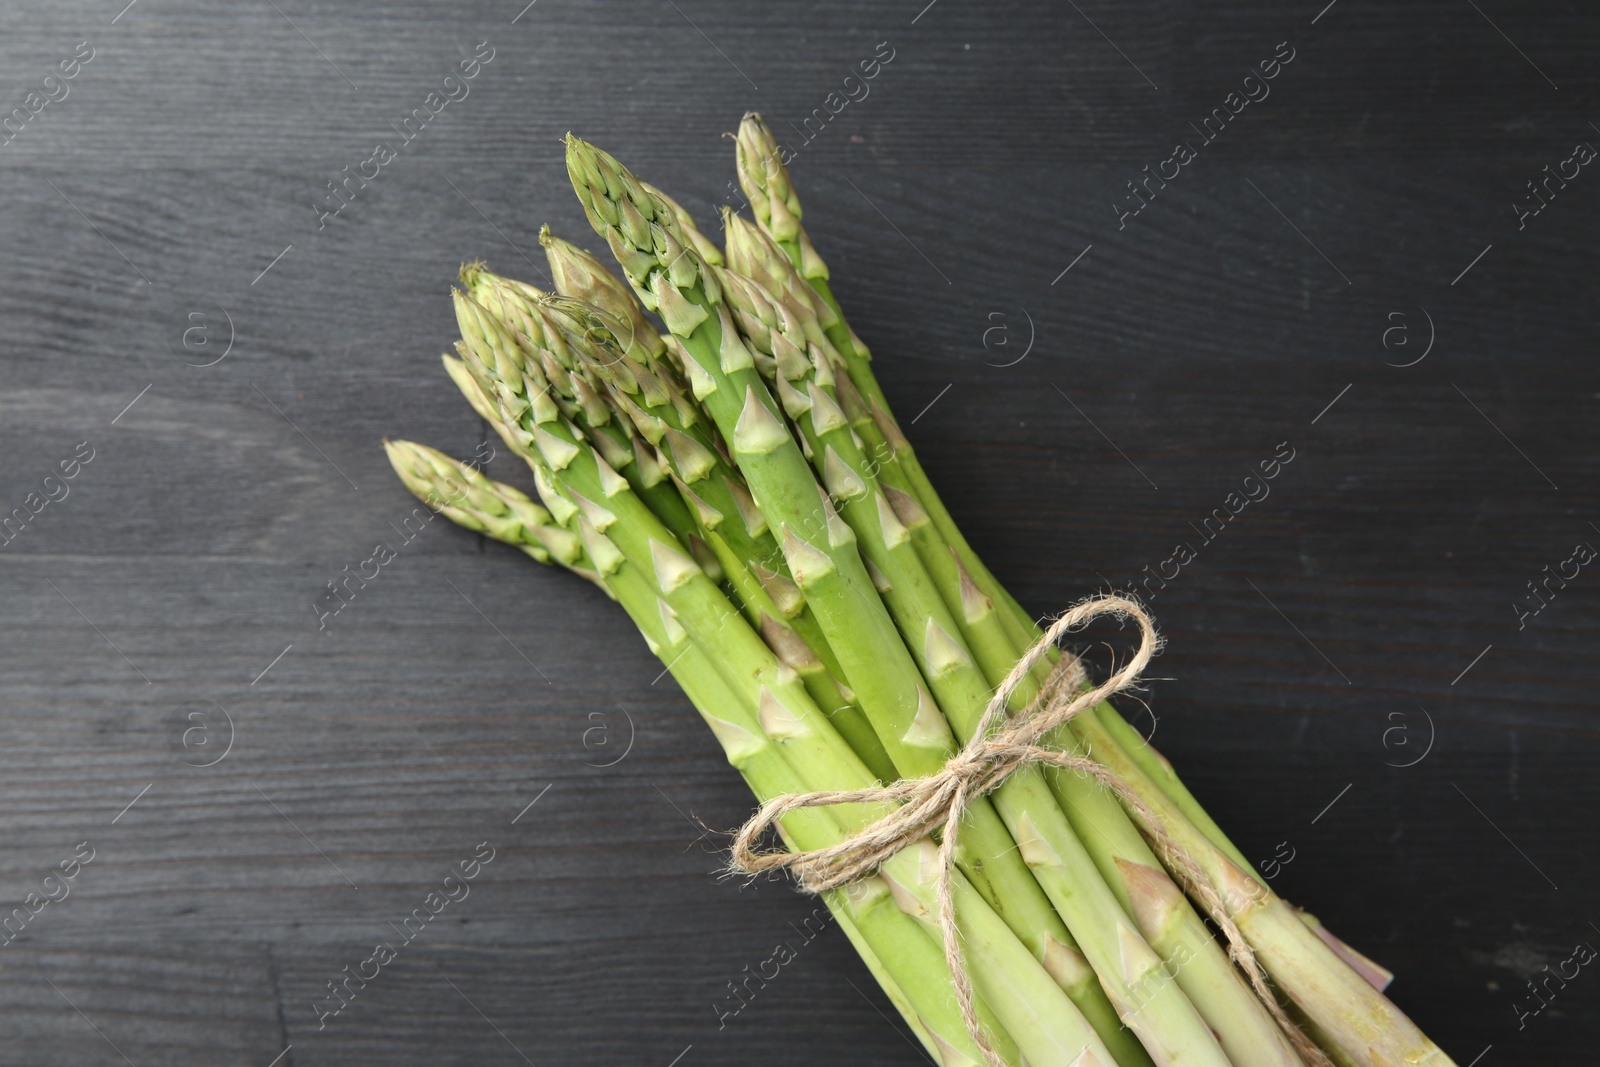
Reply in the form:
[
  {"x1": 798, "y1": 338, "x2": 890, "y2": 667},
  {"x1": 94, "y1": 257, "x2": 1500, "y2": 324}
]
[{"x1": 1, "y1": 0, "x2": 1596, "y2": 1062}]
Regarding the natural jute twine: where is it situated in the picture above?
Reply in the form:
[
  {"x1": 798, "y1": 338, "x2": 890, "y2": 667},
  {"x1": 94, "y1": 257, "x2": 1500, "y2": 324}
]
[{"x1": 729, "y1": 595, "x2": 1332, "y2": 1067}]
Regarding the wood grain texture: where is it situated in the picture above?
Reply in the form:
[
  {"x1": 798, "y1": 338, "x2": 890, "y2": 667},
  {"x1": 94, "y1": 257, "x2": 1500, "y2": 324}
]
[{"x1": 0, "y1": 0, "x2": 1596, "y2": 1062}]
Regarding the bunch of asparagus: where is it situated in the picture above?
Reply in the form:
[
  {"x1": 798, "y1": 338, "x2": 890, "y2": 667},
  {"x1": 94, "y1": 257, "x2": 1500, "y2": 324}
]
[{"x1": 387, "y1": 114, "x2": 1453, "y2": 1067}]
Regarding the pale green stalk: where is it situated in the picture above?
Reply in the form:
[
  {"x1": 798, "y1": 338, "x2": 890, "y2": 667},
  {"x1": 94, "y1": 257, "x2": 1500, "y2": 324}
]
[
  {"x1": 718, "y1": 262, "x2": 1234, "y2": 1067},
  {"x1": 829, "y1": 454, "x2": 1306, "y2": 1067},
  {"x1": 460, "y1": 264, "x2": 894, "y2": 779},
  {"x1": 428, "y1": 324, "x2": 1124, "y2": 1066},
  {"x1": 732, "y1": 111, "x2": 1441, "y2": 1064},
  {"x1": 387, "y1": 439, "x2": 1003, "y2": 1065},
  {"x1": 507, "y1": 271, "x2": 898, "y2": 786},
  {"x1": 1070, "y1": 710, "x2": 1457, "y2": 1067},
  {"x1": 1090, "y1": 704, "x2": 1396, "y2": 993},
  {"x1": 719, "y1": 202, "x2": 1304, "y2": 1063},
  {"x1": 560, "y1": 134, "x2": 1117, "y2": 1005}
]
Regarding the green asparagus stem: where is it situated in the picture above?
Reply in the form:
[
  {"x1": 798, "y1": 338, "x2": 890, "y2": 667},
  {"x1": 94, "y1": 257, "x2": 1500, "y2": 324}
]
[
  {"x1": 856, "y1": 401, "x2": 1397, "y2": 1063},
  {"x1": 930, "y1": 536, "x2": 1305, "y2": 1066},
  {"x1": 545, "y1": 280, "x2": 1155, "y2": 1060},
  {"x1": 562, "y1": 133, "x2": 926, "y2": 773},
  {"x1": 732, "y1": 114, "x2": 1041, "y2": 672},
  {"x1": 387, "y1": 108, "x2": 1455, "y2": 1067},
  {"x1": 518, "y1": 273, "x2": 1142, "y2": 1060},
  {"x1": 560, "y1": 134, "x2": 1124, "y2": 1003},
  {"x1": 386, "y1": 438, "x2": 1008, "y2": 1064},
  {"x1": 718, "y1": 260, "x2": 1240, "y2": 1067},
  {"x1": 420, "y1": 327, "x2": 1123, "y2": 1065},
  {"x1": 1071, "y1": 709, "x2": 1457, "y2": 1067},
  {"x1": 505, "y1": 273, "x2": 897, "y2": 785},
  {"x1": 716, "y1": 204, "x2": 1298, "y2": 1063},
  {"x1": 591, "y1": 511, "x2": 1099, "y2": 1067},
  {"x1": 1091, "y1": 704, "x2": 1396, "y2": 994},
  {"x1": 731, "y1": 111, "x2": 1446, "y2": 1064}
]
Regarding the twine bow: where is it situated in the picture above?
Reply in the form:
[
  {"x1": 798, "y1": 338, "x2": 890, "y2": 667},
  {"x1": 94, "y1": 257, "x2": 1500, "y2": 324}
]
[{"x1": 729, "y1": 595, "x2": 1331, "y2": 1067}]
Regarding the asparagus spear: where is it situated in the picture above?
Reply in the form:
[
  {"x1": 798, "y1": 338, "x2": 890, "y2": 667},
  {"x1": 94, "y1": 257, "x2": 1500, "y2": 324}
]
[
  {"x1": 716, "y1": 197, "x2": 1308, "y2": 1064},
  {"x1": 1090, "y1": 705, "x2": 1396, "y2": 993},
  {"x1": 433, "y1": 309, "x2": 1126, "y2": 1066},
  {"x1": 1063, "y1": 709, "x2": 1456, "y2": 1067},
  {"x1": 732, "y1": 112, "x2": 1293, "y2": 910},
  {"x1": 733, "y1": 113, "x2": 1035, "y2": 645},
  {"x1": 719, "y1": 200, "x2": 980, "y2": 633},
  {"x1": 526, "y1": 251, "x2": 1149, "y2": 1063},
  {"x1": 387, "y1": 112, "x2": 1454, "y2": 1067},
  {"x1": 470, "y1": 266, "x2": 900, "y2": 785},
  {"x1": 730, "y1": 112, "x2": 1445, "y2": 1064},
  {"x1": 555, "y1": 182, "x2": 1174, "y2": 1063},
  {"x1": 715, "y1": 261, "x2": 1237, "y2": 1067},
  {"x1": 385, "y1": 438, "x2": 1006, "y2": 1065},
  {"x1": 560, "y1": 134, "x2": 1118, "y2": 996}
]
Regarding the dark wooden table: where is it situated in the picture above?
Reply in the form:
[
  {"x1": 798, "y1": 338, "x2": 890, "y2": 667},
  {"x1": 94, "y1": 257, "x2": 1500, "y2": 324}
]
[{"x1": 1, "y1": 1, "x2": 1594, "y2": 1062}]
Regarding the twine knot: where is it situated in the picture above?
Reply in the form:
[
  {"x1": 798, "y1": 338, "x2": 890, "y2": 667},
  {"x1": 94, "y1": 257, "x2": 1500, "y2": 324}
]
[{"x1": 730, "y1": 595, "x2": 1151, "y2": 894}]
